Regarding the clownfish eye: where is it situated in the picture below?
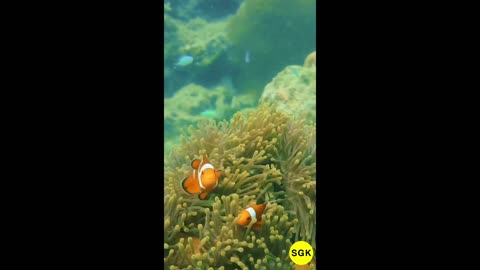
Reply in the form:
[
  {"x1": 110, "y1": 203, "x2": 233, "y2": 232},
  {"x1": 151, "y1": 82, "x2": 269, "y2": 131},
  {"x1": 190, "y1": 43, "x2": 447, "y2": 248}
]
[{"x1": 247, "y1": 217, "x2": 251, "y2": 221}]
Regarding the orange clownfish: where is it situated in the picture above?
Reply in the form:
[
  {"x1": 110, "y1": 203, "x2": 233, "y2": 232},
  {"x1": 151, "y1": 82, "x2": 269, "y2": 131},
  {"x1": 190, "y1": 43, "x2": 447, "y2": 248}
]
[
  {"x1": 181, "y1": 154, "x2": 222, "y2": 200},
  {"x1": 236, "y1": 201, "x2": 276, "y2": 229}
]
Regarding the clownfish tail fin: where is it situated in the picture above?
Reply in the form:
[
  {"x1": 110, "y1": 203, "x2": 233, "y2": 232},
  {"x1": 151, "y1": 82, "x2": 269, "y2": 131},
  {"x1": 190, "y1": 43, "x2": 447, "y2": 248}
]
[{"x1": 198, "y1": 192, "x2": 209, "y2": 200}]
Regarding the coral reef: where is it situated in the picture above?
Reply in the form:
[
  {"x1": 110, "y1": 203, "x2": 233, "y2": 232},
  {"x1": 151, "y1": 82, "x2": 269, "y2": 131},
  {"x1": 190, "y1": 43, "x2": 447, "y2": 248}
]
[
  {"x1": 164, "y1": 4, "x2": 183, "y2": 97},
  {"x1": 165, "y1": 0, "x2": 318, "y2": 99},
  {"x1": 176, "y1": 19, "x2": 231, "y2": 69},
  {"x1": 226, "y1": 0, "x2": 316, "y2": 94},
  {"x1": 303, "y1": 51, "x2": 316, "y2": 68},
  {"x1": 259, "y1": 52, "x2": 316, "y2": 125},
  {"x1": 164, "y1": 83, "x2": 257, "y2": 158},
  {"x1": 164, "y1": 13, "x2": 234, "y2": 97},
  {"x1": 164, "y1": 104, "x2": 316, "y2": 269}
]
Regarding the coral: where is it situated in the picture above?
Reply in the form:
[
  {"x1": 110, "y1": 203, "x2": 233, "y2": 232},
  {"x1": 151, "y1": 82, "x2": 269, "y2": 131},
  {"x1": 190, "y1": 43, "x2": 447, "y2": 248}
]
[
  {"x1": 164, "y1": 15, "x2": 234, "y2": 96},
  {"x1": 164, "y1": 84, "x2": 230, "y2": 141},
  {"x1": 226, "y1": 0, "x2": 316, "y2": 93},
  {"x1": 304, "y1": 51, "x2": 316, "y2": 68},
  {"x1": 259, "y1": 58, "x2": 316, "y2": 125},
  {"x1": 164, "y1": 83, "x2": 257, "y2": 158},
  {"x1": 164, "y1": 104, "x2": 316, "y2": 269},
  {"x1": 177, "y1": 19, "x2": 231, "y2": 69},
  {"x1": 164, "y1": 7, "x2": 183, "y2": 97}
]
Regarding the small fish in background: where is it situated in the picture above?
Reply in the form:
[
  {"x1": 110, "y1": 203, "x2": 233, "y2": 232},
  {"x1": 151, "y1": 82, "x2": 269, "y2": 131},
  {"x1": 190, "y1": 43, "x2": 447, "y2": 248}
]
[
  {"x1": 289, "y1": 67, "x2": 300, "y2": 77},
  {"x1": 200, "y1": 109, "x2": 218, "y2": 118},
  {"x1": 181, "y1": 154, "x2": 222, "y2": 200},
  {"x1": 174, "y1": 55, "x2": 194, "y2": 68},
  {"x1": 236, "y1": 200, "x2": 277, "y2": 229},
  {"x1": 244, "y1": 50, "x2": 250, "y2": 63}
]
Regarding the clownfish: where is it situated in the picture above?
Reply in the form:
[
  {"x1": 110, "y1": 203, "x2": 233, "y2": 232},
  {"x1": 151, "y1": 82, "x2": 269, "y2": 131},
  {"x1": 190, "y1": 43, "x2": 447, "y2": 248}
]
[
  {"x1": 181, "y1": 154, "x2": 222, "y2": 200},
  {"x1": 295, "y1": 259, "x2": 316, "y2": 270},
  {"x1": 236, "y1": 200, "x2": 277, "y2": 229}
]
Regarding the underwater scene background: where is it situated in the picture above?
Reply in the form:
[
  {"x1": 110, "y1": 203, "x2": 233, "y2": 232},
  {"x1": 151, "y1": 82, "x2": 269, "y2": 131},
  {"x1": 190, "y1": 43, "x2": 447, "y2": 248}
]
[{"x1": 164, "y1": 0, "x2": 316, "y2": 269}]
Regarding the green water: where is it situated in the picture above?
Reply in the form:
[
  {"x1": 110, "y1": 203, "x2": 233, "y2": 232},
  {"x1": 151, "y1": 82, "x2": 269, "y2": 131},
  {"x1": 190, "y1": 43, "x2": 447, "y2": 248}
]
[{"x1": 164, "y1": 1, "x2": 316, "y2": 269}]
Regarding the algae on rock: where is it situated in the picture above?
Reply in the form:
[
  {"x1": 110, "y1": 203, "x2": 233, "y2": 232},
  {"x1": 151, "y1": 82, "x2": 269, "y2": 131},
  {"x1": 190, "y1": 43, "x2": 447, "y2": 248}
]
[
  {"x1": 226, "y1": 0, "x2": 316, "y2": 93},
  {"x1": 177, "y1": 18, "x2": 231, "y2": 69},
  {"x1": 164, "y1": 8, "x2": 234, "y2": 97},
  {"x1": 164, "y1": 83, "x2": 257, "y2": 159},
  {"x1": 259, "y1": 52, "x2": 316, "y2": 125}
]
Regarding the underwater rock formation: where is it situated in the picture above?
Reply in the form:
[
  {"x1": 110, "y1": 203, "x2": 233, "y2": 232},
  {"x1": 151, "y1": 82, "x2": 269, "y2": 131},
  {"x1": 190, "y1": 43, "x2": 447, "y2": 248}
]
[
  {"x1": 164, "y1": 104, "x2": 316, "y2": 269},
  {"x1": 226, "y1": 0, "x2": 316, "y2": 94},
  {"x1": 259, "y1": 52, "x2": 316, "y2": 125},
  {"x1": 164, "y1": 83, "x2": 257, "y2": 158},
  {"x1": 176, "y1": 18, "x2": 231, "y2": 69},
  {"x1": 164, "y1": 4, "x2": 183, "y2": 97},
  {"x1": 164, "y1": 3, "x2": 181, "y2": 62},
  {"x1": 164, "y1": 11, "x2": 234, "y2": 97},
  {"x1": 304, "y1": 51, "x2": 316, "y2": 68}
]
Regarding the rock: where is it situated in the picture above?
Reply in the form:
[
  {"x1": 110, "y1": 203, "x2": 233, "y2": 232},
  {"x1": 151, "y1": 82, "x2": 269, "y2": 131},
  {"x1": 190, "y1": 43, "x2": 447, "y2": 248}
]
[
  {"x1": 259, "y1": 60, "x2": 316, "y2": 124},
  {"x1": 304, "y1": 51, "x2": 316, "y2": 68},
  {"x1": 164, "y1": 83, "x2": 257, "y2": 157}
]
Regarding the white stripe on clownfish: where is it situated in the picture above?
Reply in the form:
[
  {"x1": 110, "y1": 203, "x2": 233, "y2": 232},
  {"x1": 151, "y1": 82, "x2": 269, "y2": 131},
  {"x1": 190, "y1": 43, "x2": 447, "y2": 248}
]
[
  {"x1": 246, "y1": 207, "x2": 256, "y2": 220},
  {"x1": 195, "y1": 156, "x2": 206, "y2": 189},
  {"x1": 198, "y1": 163, "x2": 214, "y2": 189}
]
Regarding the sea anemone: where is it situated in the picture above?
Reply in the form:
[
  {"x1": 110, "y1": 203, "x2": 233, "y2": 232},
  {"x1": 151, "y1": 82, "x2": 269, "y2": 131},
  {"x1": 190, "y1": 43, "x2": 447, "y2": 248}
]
[{"x1": 164, "y1": 104, "x2": 316, "y2": 269}]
